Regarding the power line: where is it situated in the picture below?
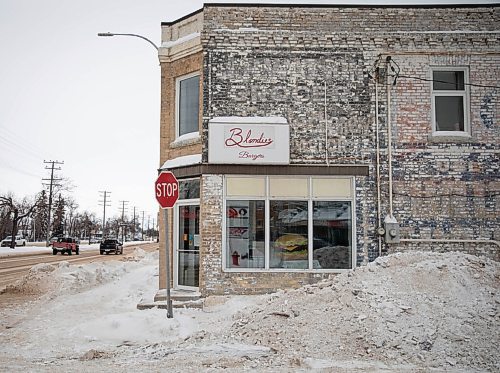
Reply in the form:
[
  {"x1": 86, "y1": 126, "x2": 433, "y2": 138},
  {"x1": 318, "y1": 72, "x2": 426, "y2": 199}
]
[
  {"x1": 0, "y1": 124, "x2": 48, "y2": 160},
  {"x1": 397, "y1": 74, "x2": 500, "y2": 90}
]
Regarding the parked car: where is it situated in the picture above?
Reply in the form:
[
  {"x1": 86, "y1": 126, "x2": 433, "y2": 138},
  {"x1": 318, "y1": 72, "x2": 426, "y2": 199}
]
[
  {"x1": 1, "y1": 235, "x2": 27, "y2": 247},
  {"x1": 52, "y1": 237, "x2": 80, "y2": 255},
  {"x1": 100, "y1": 239, "x2": 123, "y2": 255}
]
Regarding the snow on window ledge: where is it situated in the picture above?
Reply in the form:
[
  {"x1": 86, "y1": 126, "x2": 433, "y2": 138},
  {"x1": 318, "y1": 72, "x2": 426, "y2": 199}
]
[
  {"x1": 160, "y1": 154, "x2": 202, "y2": 170},
  {"x1": 171, "y1": 132, "x2": 201, "y2": 148}
]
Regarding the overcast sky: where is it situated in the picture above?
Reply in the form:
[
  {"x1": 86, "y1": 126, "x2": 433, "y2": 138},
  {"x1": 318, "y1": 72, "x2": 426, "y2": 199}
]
[{"x1": 0, "y1": 0, "x2": 496, "y2": 223}]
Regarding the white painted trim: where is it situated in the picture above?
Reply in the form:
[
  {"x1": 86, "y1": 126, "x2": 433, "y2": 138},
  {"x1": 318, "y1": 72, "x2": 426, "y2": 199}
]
[
  {"x1": 173, "y1": 199, "x2": 200, "y2": 291},
  {"x1": 222, "y1": 175, "x2": 357, "y2": 273},
  {"x1": 430, "y1": 66, "x2": 470, "y2": 135}
]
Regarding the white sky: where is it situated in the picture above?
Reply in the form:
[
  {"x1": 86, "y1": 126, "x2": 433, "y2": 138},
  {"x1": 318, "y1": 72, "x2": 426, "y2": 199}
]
[{"x1": 0, "y1": 0, "x2": 495, "y2": 221}]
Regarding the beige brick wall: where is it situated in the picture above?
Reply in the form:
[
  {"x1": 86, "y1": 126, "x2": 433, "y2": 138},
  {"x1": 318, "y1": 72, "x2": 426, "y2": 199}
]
[{"x1": 158, "y1": 50, "x2": 203, "y2": 290}]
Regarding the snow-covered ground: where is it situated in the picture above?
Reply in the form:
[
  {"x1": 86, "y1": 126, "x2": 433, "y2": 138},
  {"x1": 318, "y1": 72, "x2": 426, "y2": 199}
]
[{"x1": 0, "y1": 248, "x2": 498, "y2": 372}]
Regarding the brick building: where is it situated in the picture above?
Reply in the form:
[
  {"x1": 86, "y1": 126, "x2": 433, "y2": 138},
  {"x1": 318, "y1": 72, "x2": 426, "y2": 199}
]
[{"x1": 157, "y1": 3, "x2": 499, "y2": 297}]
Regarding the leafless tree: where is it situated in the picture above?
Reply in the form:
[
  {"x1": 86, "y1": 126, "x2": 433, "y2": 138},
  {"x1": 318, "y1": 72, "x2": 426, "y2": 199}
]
[{"x1": 0, "y1": 192, "x2": 44, "y2": 248}]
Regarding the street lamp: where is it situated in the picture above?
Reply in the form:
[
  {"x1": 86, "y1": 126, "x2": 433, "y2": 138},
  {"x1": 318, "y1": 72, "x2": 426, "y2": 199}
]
[{"x1": 97, "y1": 32, "x2": 159, "y2": 51}]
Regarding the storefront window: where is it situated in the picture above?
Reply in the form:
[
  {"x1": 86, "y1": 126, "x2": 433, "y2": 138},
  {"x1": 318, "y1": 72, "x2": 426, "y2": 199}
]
[
  {"x1": 226, "y1": 200, "x2": 265, "y2": 269},
  {"x1": 270, "y1": 201, "x2": 308, "y2": 269},
  {"x1": 312, "y1": 201, "x2": 352, "y2": 269},
  {"x1": 225, "y1": 176, "x2": 354, "y2": 271}
]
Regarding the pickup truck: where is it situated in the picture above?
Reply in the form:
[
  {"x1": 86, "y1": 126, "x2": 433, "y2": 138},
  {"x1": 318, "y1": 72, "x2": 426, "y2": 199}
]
[
  {"x1": 52, "y1": 237, "x2": 80, "y2": 255},
  {"x1": 100, "y1": 239, "x2": 123, "y2": 255}
]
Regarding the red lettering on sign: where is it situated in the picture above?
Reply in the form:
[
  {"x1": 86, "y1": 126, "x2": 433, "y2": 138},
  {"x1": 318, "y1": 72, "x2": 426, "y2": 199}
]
[{"x1": 225, "y1": 128, "x2": 273, "y2": 148}]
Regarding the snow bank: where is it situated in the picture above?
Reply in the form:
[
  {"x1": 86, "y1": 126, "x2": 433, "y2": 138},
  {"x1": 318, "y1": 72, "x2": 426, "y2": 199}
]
[
  {"x1": 217, "y1": 251, "x2": 499, "y2": 371},
  {"x1": 1, "y1": 250, "x2": 498, "y2": 372}
]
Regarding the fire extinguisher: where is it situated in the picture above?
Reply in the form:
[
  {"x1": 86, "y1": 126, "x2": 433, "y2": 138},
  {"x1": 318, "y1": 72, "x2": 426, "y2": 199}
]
[{"x1": 232, "y1": 251, "x2": 240, "y2": 266}]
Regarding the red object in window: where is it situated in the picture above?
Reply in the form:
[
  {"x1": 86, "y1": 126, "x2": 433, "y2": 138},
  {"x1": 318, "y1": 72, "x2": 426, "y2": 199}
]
[{"x1": 232, "y1": 251, "x2": 240, "y2": 266}]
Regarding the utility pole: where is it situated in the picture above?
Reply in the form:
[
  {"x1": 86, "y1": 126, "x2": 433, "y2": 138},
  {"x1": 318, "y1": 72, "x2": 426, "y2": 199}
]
[
  {"x1": 98, "y1": 191, "x2": 111, "y2": 237},
  {"x1": 42, "y1": 160, "x2": 63, "y2": 246},
  {"x1": 147, "y1": 215, "x2": 150, "y2": 241},
  {"x1": 152, "y1": 217, "x2": 156, "y2": 241},
  {"x1": 141, "y1": 210, "x2": 145, "y2": 241},
  {"x1": 120, "y1": 200, "x2": 129, "y2": 242},
  {"x1": 132, "y1": 206, "x2": 137, "y2": 238}
]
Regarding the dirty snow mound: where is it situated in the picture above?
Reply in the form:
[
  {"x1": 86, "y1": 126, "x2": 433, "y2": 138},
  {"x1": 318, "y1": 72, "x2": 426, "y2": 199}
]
[
  {"x1": 1, "y1": 263, "x2": 57, "y2": 295},
  {"x1": 223, "y1": 251, "x2": 499, "y2": 371}
]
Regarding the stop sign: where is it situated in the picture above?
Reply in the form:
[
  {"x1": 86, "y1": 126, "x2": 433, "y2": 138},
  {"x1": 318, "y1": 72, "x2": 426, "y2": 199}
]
[{"x1": 155, "y1": 171, "x2": 179, "y2": 208}]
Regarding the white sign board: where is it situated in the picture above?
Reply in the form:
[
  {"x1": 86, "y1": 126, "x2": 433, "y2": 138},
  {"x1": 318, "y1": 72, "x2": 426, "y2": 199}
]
[{"x1": 208, "y1": 117, "x2": 290, "y2": 165}]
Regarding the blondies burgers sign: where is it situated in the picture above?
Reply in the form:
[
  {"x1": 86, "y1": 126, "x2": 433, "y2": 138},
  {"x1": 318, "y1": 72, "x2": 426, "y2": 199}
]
[{"x1": 208, "y1": 117, "x2": 290, "y2": 164}]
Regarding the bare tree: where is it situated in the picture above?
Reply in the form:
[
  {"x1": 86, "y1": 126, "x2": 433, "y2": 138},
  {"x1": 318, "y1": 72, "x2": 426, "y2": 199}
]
[
  {"x1": 64, "y1": 196, "x2": 79, "y2": 236},
  {"x1": 0, "y1": 192, "x2": 43, "y2": 248}
]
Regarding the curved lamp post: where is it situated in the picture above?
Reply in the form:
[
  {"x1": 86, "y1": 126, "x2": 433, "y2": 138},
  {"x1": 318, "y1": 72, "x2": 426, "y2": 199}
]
[{"x1": 97, "y1": 32, "x2": 159, "y2": 51}]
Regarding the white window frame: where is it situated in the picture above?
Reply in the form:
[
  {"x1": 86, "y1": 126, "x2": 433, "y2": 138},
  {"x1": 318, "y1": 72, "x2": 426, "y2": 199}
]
[
  {"x1": 430, "y1": 67, "x2": 470, "y2": 137},
  {"x1": 175, "y1": 72, "x2": 200, "y2": 139},
  {"x1": 222, "y1": 175, "x2": 356, "y2": 273}
]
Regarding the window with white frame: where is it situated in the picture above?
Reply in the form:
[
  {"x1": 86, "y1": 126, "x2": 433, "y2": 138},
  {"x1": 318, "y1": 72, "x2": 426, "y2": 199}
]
[
  {"x1": 176, "y1": 73, "x2": 200, "y2": 138},
  {"x1": 431, "y1": 68, "x2": 469, "y2": 134},
  {"x1": 224, "y1": 176, "x2": 354, "y2": 271}
]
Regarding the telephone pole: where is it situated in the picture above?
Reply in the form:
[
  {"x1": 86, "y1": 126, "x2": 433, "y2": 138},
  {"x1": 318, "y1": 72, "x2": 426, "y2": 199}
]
[
  {"x1": 147, "y1": 215, "x2": 150, "y2": 241},
  {"x1": 132, "y1": 206, "x2": 137, "y2": 238},
  {"x1": 141, "y1": 210, "x2": 145, "y2": 241},
  {"x1": 42, "y1": 160, "x2": 63, "y2": 245},
  {"x1": 119, "y1": 200, "x2": 129, "y2": 242},
  {"x1": 98, "y1": 191, "x2": 111, "y2": 237}
]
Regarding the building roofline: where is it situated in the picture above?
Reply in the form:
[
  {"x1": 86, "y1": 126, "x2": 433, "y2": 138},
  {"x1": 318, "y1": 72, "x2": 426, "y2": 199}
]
[
  {"x1": 161, "y1": 8, "x2": 203, "y2": 26},
  {"x1": 205, "y1": 2, "x2": 499, "y2": 9},
  {"x1": 161, "y1": 2, "x2": 498, "y2": 27}
]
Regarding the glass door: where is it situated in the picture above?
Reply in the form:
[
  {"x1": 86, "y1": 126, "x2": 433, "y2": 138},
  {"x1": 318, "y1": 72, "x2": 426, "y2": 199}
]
[{"x1": 176, "y1": 204, "x2": 200, "y2": 289}]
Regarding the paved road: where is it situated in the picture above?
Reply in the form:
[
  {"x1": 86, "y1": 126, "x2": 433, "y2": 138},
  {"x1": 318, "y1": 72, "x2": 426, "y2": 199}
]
[{"x1": 0, "y1": 242, "x2": 159, "y2": 290}]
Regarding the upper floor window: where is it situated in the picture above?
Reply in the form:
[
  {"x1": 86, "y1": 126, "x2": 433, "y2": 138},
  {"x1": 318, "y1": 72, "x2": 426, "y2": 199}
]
[
  {"x1": 176, "y1": 73, "x2": 200, "y2": 138},
  {"x1": 431, "y1": 68, "x2": 470, "y2": 135}
]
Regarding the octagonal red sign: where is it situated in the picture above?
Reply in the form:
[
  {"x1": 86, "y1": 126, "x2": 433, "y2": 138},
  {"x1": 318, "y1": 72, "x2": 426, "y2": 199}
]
[{"x1": 155, "y1": 171, "x2": 179, "y2": 209}]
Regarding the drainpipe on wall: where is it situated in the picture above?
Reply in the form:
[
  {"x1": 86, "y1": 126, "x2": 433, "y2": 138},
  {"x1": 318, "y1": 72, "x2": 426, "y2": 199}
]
[
  {"x1": 324, "y1": 80, "x2": 330, "y2": 166},
  {"x1": 386, "y1": 56, "x2": 394, "y2": 220},
  {"x1": 375, "y1": 72, "x2": 384, "y2": 256}
]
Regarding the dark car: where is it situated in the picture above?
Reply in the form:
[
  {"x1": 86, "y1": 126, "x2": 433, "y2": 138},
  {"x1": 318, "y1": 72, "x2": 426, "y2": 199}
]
[{"x1": 99, "y1": 239, "x2": 123, "y2": 255}]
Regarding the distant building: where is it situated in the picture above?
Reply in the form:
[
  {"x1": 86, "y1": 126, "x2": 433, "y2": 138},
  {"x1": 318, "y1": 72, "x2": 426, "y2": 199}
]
[{"x1": 157, "y1": 3, "x2": 499, "y2": 296}]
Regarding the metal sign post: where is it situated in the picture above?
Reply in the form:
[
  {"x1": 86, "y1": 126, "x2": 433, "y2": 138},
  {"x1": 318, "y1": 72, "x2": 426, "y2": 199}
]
[
  {"x1": 164, "y1": 208, "x2": 173, "y2": 318},
  {"x1": 155, "y1": 171, "x2": 179, "y2": 319}
]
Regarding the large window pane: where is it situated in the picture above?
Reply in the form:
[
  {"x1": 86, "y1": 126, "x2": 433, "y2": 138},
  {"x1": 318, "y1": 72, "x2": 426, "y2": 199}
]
[
  {"x1": 226, "y1": 200, "x2": 265, "y2": 269},
  {"x1": 435, "y1": 96, "x2": 464, "y2": 131},
  {"x1": 270, "y1": 201, "x2": 308, "y2": 269},
  {"x1": 178, "y1": 75, "x2": 199, "y2": 136},
  {"x1": 313, "y1": 201, "x2": 352, "y2": 269},
  {"x1": 433, "y1": 71, "x2": 464, "y2": 90},
  {"x1": 178, "y1": 205, "x2": 200, "y2": 287}
]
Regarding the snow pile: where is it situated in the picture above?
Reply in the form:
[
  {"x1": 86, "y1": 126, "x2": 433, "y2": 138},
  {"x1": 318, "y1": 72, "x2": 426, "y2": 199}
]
[
  {"x1": 1, "y1": 250, "x2": 498, "y2": 372},
  {"x1": 1, "y1": 250, "x2": 158, "y2": 298},
  {"x1": 210, "y1": 251, "x2": 499, "y2": 371},
  {"x1": 1, "y1": 263, "x2": 58, "y2": 295}
]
